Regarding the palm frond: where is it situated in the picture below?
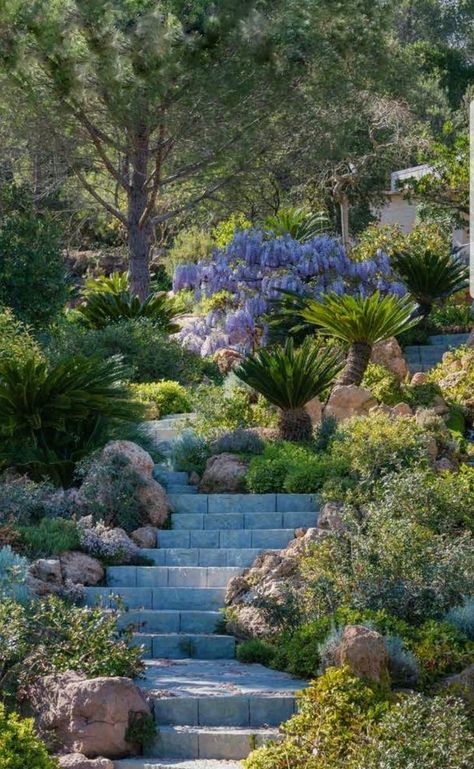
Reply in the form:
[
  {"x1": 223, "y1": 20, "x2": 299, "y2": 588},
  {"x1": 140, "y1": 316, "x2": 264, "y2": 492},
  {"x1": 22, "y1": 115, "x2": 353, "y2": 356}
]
[{"x1": 392, "y1": 249, "x2": 468, "y2": 312}]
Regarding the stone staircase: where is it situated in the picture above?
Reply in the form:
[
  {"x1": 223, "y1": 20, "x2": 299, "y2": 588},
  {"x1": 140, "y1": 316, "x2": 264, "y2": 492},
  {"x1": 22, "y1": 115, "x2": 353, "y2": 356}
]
[
  {"x1": 84, "y1": 467, "x2": 316, "y2": 768},
  {"x1": 403, "y1": 332, "x2": 470, "y2": 374}
]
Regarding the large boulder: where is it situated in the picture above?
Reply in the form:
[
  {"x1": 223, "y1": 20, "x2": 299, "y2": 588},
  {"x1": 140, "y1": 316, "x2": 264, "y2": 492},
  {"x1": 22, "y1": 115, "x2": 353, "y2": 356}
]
[
  {"x1": 59, "y1": 552, "x2": 104, "y2": 587},
  {"x1": 58, "y1": 755, "x2": 113, "y2": 769},
  {"x1": 130, "y1": 526, "x2": 157, "y2": 549},
  {"x1": 135, "y1": 480, "x2": 169, "y2": 527},
  {"x1": 30, "y1": 672, "x2": 151, "y2": 759},
  {"x1": 199, "y1": 453, "x2": 248, "y2": 493},
  {"x1": 30, "y1": 558, "x2": 63, "y2": 585},
  {"x1": 101, "y1": 441, "x2": 154, "y2": 479},
  {"x1": 371, "y1": 337, "x2": 408, "y2": 381},
  {"x1": 305, "y1": 397, "x2": 323, "y2": 425},
  {"x1": 334, "y1": 625, "x2": 389, "y2": 684},
  {"x1": 325, "y1": 385, "x2": 377, "y2": 421}
]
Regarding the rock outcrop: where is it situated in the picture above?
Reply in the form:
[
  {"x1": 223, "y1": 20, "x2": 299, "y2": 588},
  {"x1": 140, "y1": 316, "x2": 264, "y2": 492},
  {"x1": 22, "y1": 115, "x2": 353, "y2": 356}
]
[
  {"x1": 333, "y1": 625, "x2": 390, "y2": 684},
  {"x1": 325, "y1": 385, "x2": 377, "y2": 421},
  {"x1": 199, "y1": 453, "x2": 248, "y2": 493},
  {"x1": 371, "y1": 337, "x2": 408, "y2": 381}
]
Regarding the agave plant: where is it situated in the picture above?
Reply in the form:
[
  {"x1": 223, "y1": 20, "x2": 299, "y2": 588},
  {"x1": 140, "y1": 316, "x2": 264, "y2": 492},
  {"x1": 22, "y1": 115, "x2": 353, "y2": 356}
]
[
  {"x1": 392, "y1": 248, "x2": 468, "y2": 318},
  {"x1": 0, "y1": 355, "x2": 144, "y2": 485},
  {"x1": 298, "y1": 292, "x2": 419, "y2": 386},
  {"x1": 264, "y1": 207, "x2": 329, "y2": 242},
  {"x1": 77, "y1": 289, "x2": 180, "y2": 332},
  {"x1": 234, "y1": 338, "x2": 342, "y2": 442}
]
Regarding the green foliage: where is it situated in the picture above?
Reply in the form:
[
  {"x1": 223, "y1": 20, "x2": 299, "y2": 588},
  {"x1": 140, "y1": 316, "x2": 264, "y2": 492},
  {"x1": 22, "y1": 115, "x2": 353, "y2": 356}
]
[
  {"x1": 77, "y1": 285, "x2": 180, "y2": 333},
  {"x1": 236, "y1": 639, "x2": 276, "y2": 666},
  {"x1": 264, "y1": 207, "x2": 329, "y2": 242},
  {"x1": 0, "y1": 354, "x2": 144, "y2": 486},
  {"x1": 430, "y1": 298, "x2": 473, "y2": 331},
  {"x1": 76, "y1": 453, "x2": 155, "y2": 533},
  {"x1": 0, "y1": 308, "x2": 42, "y2": 366},
  {"x1": 0, "y1": 596, "x2": 144, "y2": 699},
  {"x1": 270, "y1": 618, "x2": 333, "y2": 679},
  {"x1": 0, "y1": 476, "x2": 65, "y2": 527},
  {"x1": 213, "y1": 214, "x2": 252, "y2": 248},
  {"x1": 445, "y1": 597, "x2": 474, "y2": 641},
  {"x1": 192, "y1": 382, "x2": 276, "y2": 439},
  {"x1": 125, "y1": 712, "x2": 157, "y2": 751},
  {"x1": 408, "y1": 620, "x2": 474, "y2": 688},
  {"x1": 170, "y1": 429, "x2": 210, "y2": 475},
  {"x1": 244, "y1": 666, "x2": 389, "y2": 769},
  {"x1": 0, "y1": 546, "x2": 29, "y2": 601},
  {"x1": 130, "y1": 380, "x2": 192, "y2": 419},
  {"x1": 18, "y1": 518, "x2": 80, "y2": 558},
  {"x1": 362, "y1": 363, "x2": 402, "y2": 406},
  {"x1": 210, "y1": 428, "x2": 265, "y2": 456},
  {"x1": 166, "y1": 227, "x2": 215, "y2": 278},
  {"x1": 0, "y1": 703, "x2": 58, "y2": 769},
  {"x1": 0, "y1": 187, "x2": 66, "y2": 327},
  {"x1": 246, "y1": 442, "x2": 346, "y2": 494},
  {"x1": 356, "y1": 695, "x2": 474, "y2": 769},
  {"x1": 48, "y1": 318, "x2": 218, "y2": 385},
  {"x1": 429, "y1": 345, "x2": 474, "y2": 415}
]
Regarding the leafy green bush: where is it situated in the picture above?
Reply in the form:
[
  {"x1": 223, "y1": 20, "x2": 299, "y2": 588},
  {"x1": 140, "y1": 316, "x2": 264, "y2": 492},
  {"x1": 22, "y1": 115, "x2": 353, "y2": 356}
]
[
  {"x1": 236, "y1": 639, "x2": 276, "y2": 666},
  {"x1": 192, "y1": 383, "x2": 276, "y2": 438},
  {"x1": 0, "y1": 187, "x2": 66, "y2": 327},
  {"x1": 430, "y1": 299, "x2": 473, "y2": 331},
  {"x1": 0, "y1": 704, "x2": 58, "y2": 769},
  {"x1": 170, "y1": 429, "x2": 210, "y2": 475},
  {"x1": 0, "y1": 476, "x2": 66, "y2": 526},
  {"x1": 166, "y1": 226, "x2": 215, "y2": 278},
  {"x1": 0, "y1": 596, "x2": 144, "y2": 698},
  {"x1": 0, "y1": 308, "x2": 42, "y2": 365},
  {"x1": 355, "y1": 695, "x2": 474, "y2": 769},
  {"x1": 445, "y1": 597, "x2": 474, "y2": 640},
  {"x1": 48, "y1": 318, "x2": 218, "y2": 385},
  {"x1": 0, "y1": 355, "x2": 144, "y2": 486},
  {"x1": 246, "y1": 442, "x2": 349, "y2": 494},
  {"x1": 18, "y1": 519, "x2": 80, "y2": 558},
  {"x1": 130, "y1": 380, "x2": 192, "y2": 419},
  {"x1": 125, "y1": 712, "x2": 157, "y2": 751},
  {"x1": 430, "y1": 345, "x2": 474, "y2": 415},
  {"x1": 408, "y1": 620, "x2": 474, "y2": 688},
  {"x1": 210, "y1": 428, "x2": 265, "y2": 456},
  {"x1": 362, "y1": 363, "x2": 403, "y2": 405},
  {"x1": 271, "y1": 618, "x2": 333, "y2": 679}
]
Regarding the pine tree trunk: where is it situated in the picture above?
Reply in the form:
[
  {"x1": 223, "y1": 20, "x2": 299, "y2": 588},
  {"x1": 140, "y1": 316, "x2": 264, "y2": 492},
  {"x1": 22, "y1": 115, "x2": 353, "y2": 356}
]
[
  {"x1": 279, "y1": 407, "x2": 313, "y2": 442},
  {"x1": 338, "y1": 342, "x2": 372, "y2": 386},
  {"x1": 127, "y1": 130, "x2": 151, "y2": 301}
]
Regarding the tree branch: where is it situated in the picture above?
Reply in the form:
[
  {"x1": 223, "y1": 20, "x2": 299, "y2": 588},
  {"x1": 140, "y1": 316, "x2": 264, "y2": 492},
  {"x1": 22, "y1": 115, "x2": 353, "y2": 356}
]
[
  {"x1": 152, "y1": 172, "x2": 242, "y2": 225},
  {"x1": 72, "y1": 166, "x2": 127, "y2": 225}
]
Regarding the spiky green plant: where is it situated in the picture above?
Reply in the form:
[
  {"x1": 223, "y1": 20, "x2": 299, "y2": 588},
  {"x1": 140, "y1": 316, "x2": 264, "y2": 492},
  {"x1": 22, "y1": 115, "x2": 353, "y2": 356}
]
[
  {"x1": 392, "y1": 248, "x2": 468, "y2": 317},
  {"x1": 77, "y1": 289, "x2": 180, "y2": 331},
  {"x1": 83, "y1": 271, "x2": 129, "y2": 296},
  {"x1": 264, "y1": 207, "x2": 329, "y2": 242},
  {"x1": 234, "y1": 338, "x2": 342, "y2": 442},
  {"x1": 298, "y1": 291, "x2": 419, "y2": 386},
  {"x1": 0, "y1": 355, "x2": 144, "y2": 485}
]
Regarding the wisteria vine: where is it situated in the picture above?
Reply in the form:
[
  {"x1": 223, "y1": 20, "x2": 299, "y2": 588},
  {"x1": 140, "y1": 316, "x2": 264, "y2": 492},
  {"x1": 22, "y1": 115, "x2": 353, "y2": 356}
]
[{"x1": 172, "y1": 229, "x2": 404, "y2": 356}]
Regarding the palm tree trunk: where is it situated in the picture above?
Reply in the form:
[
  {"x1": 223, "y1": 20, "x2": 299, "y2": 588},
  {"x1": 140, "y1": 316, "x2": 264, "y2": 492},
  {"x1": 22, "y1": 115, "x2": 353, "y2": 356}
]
[
  {"x1": 338, "y1": 342, "x2": 372, "y2": 386},
  {"x1": 279, "y1": 407, "x2": 313, "y2": 442}
]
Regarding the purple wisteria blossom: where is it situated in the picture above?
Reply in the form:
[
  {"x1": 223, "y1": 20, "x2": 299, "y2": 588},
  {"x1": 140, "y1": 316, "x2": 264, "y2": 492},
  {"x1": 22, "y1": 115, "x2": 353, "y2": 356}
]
[{"x1": 172, "y1": 229, "x2": 402, "y2": 357}]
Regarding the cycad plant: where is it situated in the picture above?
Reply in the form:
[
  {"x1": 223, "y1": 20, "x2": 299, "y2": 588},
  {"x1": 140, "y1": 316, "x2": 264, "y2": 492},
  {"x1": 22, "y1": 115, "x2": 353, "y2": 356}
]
[
  {"x1": 0, "y1": 355, "x2": 144, "y2": 486},
  {"x1": 298, "y1": 292, "x2": 419, "y2": 386},
  {"x1": 392, "y1": 248, "x2": 468, "y2": 318},
  {"x1": 234, "y1": 338, "x2": 342, "y2": 442},
  {"x1": 78, "y1": 271, "x2": 179, "y2": 332},
  {"x1": 264, "y1": 207, "x2": 329, "y2": 242}
]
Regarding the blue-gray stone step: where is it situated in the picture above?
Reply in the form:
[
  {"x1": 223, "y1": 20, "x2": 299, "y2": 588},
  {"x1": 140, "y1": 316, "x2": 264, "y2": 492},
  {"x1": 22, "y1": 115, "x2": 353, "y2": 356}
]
[
  {"x1": 146, "y1": 725, "x2": 281, "y2": 760},
  {"x1": 114, "y1": 760, "x2": 242, "y2": 769},
  {"x1": 169, "y1": 494, "x2": 317, "y2": 514},
  {"x1": 84, "y1": 586, "x2": 226, "y2": 611},
  {"x1": 153, "y1": 469, "x2": 189, "y2": 485},
  {"x1": 157, "y1": 529, "x2": 298, "y2": 550},
  {"x1": 167, "y1": 485, "x2": 197, "y2": 495},
  {"x1": 152, "y1": 694, "x2": 295, "y2": 727},
  {"x1": 117, "y1": 610, "x2": 221, "y2": 634},
  {"x1": 135, "y1": 633, "x2": 235, "y2": 660},
  {"x1": 171, "y1": 512, "x2": 316, "y2": 530},
  {"x1": 107, "y1": 566, "x2": 242, "y2": 589},
  {"x1": 141, "y1": 547, "x2": 277, "y2": 567}
]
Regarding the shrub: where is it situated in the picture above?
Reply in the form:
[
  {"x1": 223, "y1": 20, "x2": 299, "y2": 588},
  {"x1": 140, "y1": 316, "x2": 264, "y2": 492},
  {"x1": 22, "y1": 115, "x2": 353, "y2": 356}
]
[
  {"x1": 0, "y1": 476, "x2": 66, "y2": 527},
  {"x1": 430, "y1": 298, "x2": 473, "y2": 331},
  {"x1": 0, "y1": 355, "x2": 144, "y2": 486},
  {"x1": 0, "y1": 546, "x2": 29, "y2": 601},
  {"x1": 48, "y1": 318, "x2": 218, "y2": 385},
  {"x1": 236, "y1": 639, "x2": 276, "y2": 666},
  {"x1": 362, "y1": 363, "x2": 402, "y2": 405},
  {"x1": 430, "y1": 345, "x2": 474, "y2": 415},
  {"x1": 313, "y1": 415, "x2": 338, "y2": 452},
  {"x1": 246, "y1": 442, "x2": 350, "y2": 494},
  {"x1": 0, "y1": 187, "x2": 66, "y2": 327},
  {"x1": 192, "y1": 383, "x2": 277, "y2": 438},
  {"x1": 271, "y1": 618, "x2": 333, "y2": 679},
  {"x1": 328, "y1": 412, "x2": 434, "y2": 490},
  {"x1": 384, "y1": 635, "x2": 420, "y2": 688},
  {"x1": 166, "y1": 226, "x2": 215, "y2": 278},
  {"x1": 210, "y1": 428, "x2": 265, "y2": 456},
  {"x1": 130, "y1": 380, "x2": 191, "y2": 419},
  {"x1": 244, "y1": 666, "x2": 389, "y2": 769},
  {"x1": 355, "y1": 694, "x2": 474, "y2": 769},
  {"x1": 283, "y1": 455, "x2": 350, "y2": 494},
  {"x1": 408, "y1": 620, "x2": 474, "y2": 688},
  {"x1": 18, "y1": 519, "x2": 80, "y2": 558},
  {"x1": 0, "y1": 704, "x2": 58, "y2": 769},
  {"x1": 0, "y1": 308, "x2": 42, "y2": 365},
  {"x1": 1, "y1": 596, "x2": 144, "y2": 697},
  {"x1": 78, "y1": 521, "x2": 140, "y2": 564},
  {"x1": 445, "y1": 597, "x2": 474, "y2": 640},
  {"x1": 170, "y1": 429, "x2": 210, "y2": 475},
  {"x1": 125, "y1": 712, "x2": 157, "y2": 752},
  {"x1": 76, "y1": 453, "x2": 152, "y2": 533}
]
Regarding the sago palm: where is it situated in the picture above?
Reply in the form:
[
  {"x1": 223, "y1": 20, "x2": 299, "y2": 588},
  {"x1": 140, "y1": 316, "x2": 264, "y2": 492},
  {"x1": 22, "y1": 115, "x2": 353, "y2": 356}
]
[
  {"x1": 265, "y1": 207, "x2": 329, "y2": 243},
  {"x1": 234, "y1": 337, "x2": 342, "y2": 442},
  {"x1": 298, "y1": 291, "x2": 419, "y2": 386},
  {"x1": 392, "y1": 248, "x2": 468, "y2": 318},
  {"x1": 0, "y1": 355, "x2": 144, "y2": 485}
]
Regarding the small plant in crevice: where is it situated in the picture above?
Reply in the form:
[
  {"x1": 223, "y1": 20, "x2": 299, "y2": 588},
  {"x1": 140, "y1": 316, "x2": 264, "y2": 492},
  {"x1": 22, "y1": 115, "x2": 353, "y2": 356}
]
[{"x1": 125, "y1": 712, "x2": 157, "y2": 754}]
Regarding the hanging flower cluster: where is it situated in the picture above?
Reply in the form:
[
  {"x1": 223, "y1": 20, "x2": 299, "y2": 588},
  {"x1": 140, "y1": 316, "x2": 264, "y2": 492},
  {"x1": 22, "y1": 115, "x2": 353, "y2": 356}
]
[{"x1": 172, "y1": 229, "x2": 404, "y2": 356}]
